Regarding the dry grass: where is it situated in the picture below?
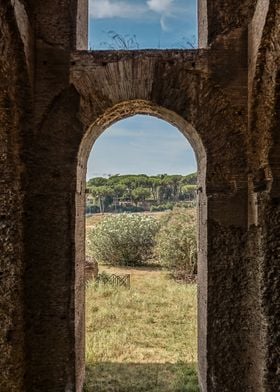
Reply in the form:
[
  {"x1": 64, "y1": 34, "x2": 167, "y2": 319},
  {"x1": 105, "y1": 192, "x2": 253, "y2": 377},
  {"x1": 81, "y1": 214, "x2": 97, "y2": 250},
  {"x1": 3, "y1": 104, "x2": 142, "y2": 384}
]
[
  {"x1": 84, "y1": 266, "x2": 198, "y2": 391},
  {"x1": 85, "y1": 212, "x2": 167, "y2": 228},
  {"x1": 86, "y1": 208, "x2": 196, "y2": 229},
  {"x1": 86, "y1": 213, "x2": 108, "y2": 227}
]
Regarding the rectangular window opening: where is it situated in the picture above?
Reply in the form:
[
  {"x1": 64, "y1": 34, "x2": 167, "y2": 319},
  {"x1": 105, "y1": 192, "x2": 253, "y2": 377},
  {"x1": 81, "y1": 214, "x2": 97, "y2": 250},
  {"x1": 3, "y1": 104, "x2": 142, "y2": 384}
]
[{"x1": 88, "y1": 0, "x2": 198, "y2": 50}]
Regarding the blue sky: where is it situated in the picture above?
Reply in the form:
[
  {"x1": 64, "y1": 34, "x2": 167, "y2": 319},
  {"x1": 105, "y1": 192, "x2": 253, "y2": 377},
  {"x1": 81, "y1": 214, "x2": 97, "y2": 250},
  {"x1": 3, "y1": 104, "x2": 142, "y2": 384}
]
[
  {"x1": 89, "y1": 0, "x2": 197, "y2": 49},
  {"x1": 87, "y1": 1, "x2": 197, "y2": 179},
  {"x1": 87, "y1": 116, "x2": 197, "y2": 179}
]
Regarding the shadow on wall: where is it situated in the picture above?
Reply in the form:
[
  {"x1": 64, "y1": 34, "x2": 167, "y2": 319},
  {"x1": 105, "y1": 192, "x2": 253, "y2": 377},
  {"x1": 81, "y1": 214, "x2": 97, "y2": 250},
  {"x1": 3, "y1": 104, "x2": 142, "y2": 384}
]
[{"x1": 84, "y1": 362, "x2": 199, "y2": 391}]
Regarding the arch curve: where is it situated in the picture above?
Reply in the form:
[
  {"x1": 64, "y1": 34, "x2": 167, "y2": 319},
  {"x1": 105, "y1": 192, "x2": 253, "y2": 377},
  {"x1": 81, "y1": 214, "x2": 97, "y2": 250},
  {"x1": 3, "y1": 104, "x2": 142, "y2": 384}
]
[
  {"x1": 77, "y1": 100, "x2": 206, "y2": 192},
  {"x1": 75, "y1": 99, "x2": 208, "y2": 391}
]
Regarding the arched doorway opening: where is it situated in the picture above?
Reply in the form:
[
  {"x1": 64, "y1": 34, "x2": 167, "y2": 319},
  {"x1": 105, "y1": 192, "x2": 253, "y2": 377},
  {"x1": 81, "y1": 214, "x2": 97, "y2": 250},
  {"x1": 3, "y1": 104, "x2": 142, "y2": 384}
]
[
  {"x1": 85, "y1": 114, "x2": 198, "y2": 389},
  {"x1": 75, "y1": 100, "x2": 207, "y2": 390}
]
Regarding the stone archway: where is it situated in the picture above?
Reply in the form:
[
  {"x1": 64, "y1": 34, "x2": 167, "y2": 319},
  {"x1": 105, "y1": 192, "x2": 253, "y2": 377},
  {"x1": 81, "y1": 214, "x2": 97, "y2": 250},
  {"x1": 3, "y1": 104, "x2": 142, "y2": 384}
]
[
  {"x1": 21, "y1": 45, "x2": 250, "y2": 392},
  {"x1": 3, "y1": 1, "x2": 280, "y2": 392},
  {"x1": 75, "y1": 100, "x2": 207, "y2": 390},
  {"x1": 69, "y1": 48, "x2": 250, "y2": 391}
]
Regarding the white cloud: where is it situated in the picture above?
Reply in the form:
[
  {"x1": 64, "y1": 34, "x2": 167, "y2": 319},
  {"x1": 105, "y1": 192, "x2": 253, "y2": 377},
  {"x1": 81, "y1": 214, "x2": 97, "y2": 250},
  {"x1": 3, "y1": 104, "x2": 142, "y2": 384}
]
[
  {"x1": 89, "y1": 0, "x2": 190, "y2": 33},
  {"x1": 147, "y1": 0, "x2": 174, "y2": 14},
  {"x1": 160, "y1": 15, "x2": 168, "y2": 31},
  {"x1": 90, "y1": 0, "x2": 146, "y2": 19},
  {"x1": 147, "y1": 0, "x2": 175, "y2": 31}
]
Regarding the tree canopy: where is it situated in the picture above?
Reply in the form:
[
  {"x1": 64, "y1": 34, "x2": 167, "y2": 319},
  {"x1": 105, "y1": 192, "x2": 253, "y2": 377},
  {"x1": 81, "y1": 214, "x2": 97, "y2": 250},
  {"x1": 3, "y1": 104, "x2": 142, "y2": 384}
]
[{"x1": 86, "y1": 173, "x2": 197, "y2": 213}]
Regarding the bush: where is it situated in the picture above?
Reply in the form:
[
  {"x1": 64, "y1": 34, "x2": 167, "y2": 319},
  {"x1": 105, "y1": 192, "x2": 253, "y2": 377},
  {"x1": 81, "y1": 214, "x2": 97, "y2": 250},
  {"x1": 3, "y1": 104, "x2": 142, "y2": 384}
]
[
  {"x1": 87, "y1": 214, "x2": 159, "y2": 266},
  {"x1": 150, "y1": 202, "x2": 174, "y2": 212},
  {"x1": 155, "y1": 209, "x2": 197, "y2": 275},
  {"x1": 107, "y1": 205, "x2": 145, "y2": 213}
]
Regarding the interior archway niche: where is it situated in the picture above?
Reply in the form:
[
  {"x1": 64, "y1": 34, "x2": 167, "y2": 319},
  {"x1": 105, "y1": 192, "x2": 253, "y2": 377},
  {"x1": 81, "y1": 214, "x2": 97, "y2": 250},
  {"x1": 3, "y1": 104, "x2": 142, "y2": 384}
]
[{"x1": 75, "y1": 99, "x2": 207, "y2": 390}]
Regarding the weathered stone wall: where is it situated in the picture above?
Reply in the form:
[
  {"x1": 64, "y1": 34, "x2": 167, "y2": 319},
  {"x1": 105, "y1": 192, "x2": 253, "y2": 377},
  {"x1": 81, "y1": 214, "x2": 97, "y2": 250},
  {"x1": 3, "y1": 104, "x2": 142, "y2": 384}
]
[
  {"x1": 0, "y1": 1, "x2": 280, "y2": 391},
  {"x1": 0, "y1": 2, "x2": 31, "y2": 391},
  {"x1": 200, "y1": 0, "x2": 258, "y2": 45},
  {"x1": 248, "y1": 2, "x2": 280, "y2": 390},
  {"x1": 23, "y1": 1, "x2": 87, "y2": 389}
]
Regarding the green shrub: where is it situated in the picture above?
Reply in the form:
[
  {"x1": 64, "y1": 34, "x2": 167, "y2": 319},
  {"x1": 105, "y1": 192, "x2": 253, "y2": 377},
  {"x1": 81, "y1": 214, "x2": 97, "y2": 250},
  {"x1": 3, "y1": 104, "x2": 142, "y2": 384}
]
[
  {"x1": 87, "y1": 214, "x2": 159, "y2": 266},
  {"x1": 150, "y1": 202, "x2": 174, "y2": 212},
  {"x1": 110, "y1": 205, "x2": 145, "y2": 213},
  {"x1": 155, "y1": 209, "x2": 197, "y2": 275}
]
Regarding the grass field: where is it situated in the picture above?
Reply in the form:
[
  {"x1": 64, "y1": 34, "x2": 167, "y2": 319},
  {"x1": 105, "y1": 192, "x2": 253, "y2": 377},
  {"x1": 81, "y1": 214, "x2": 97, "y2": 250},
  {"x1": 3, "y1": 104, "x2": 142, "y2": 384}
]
[{"x1": 84, "y1": 266, "x2": 198, "y2": 391}]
